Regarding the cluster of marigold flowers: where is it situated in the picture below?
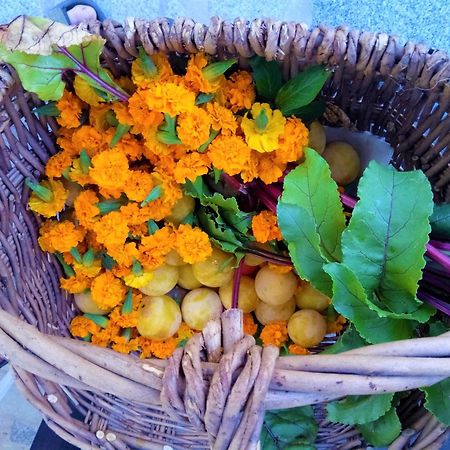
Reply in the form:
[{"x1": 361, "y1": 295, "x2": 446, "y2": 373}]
[{"x1": 26, "y1": 50, "x2": 329, "y2": 358}]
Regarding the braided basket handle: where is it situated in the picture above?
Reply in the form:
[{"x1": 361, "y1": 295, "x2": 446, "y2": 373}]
[{"x1": 1, "y1": 306, "x2": 450, "y2": 448}]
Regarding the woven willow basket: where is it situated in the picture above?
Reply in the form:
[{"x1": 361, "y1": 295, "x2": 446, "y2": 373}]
[{"x1": 1, "y1": 17, "x2": 450, "y2": 450}]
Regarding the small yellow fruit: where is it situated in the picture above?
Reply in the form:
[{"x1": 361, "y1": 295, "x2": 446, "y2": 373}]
[
  {"x1": 74, "y1": 291, "x2": 110, "y2": 314},
  {"x1": 308, "y1": 121, "x2": 326, "y2": 154},
  {"x1": 244, "y1": 253, "x2": 265, "y2": 267},
  {"x1": 165, "y1": 249, "x2": 186, "y2": 267},
  {"x1": 255, "y1": 265, "x2": 298, "y2": 305},
  {"x1": 178, "y1": 264, "x2": 202, "y2": 290},
  {"x1": 295, "y1": 283, "x2": 331, "y2": 312},
  {"x1": 137, "y1": 295, "x2": 182, "y2": 340},
  {"x1": 219, "y1": 275, "x2": 259, "y2": 313},
  {"x1": 322, "y1": 141, "x2": 361, "y2": 185},
  {"x1": 192, "y1": 247, "x2": 235, "y2": 287},
  {"x1": 138, "y1": 264, "x2": 179, "y2": 296},
  {"x1": 181, "y1": 287, "x2": 223, "y2": 330},
  {"x1": 165, "y1": 195, "x2": 195, "y2": 225},
  {"x1": 287, "y1": 309, "x2": 327, "y2": 347},
  {"x1": 255, "y1": 297, "x2": 296, "y2": 325}
]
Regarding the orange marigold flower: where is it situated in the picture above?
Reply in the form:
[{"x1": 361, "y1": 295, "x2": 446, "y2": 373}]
[
  {"x1": 129, "y1": 223, "x2": 148, "y2": 237},
  {"x1": 174, "y1": 152, "x2": 210, "y2": 184},
  {"x1": 89, "y1": 104, "x2": 111, "y2": 131},
  {"x1": 224, "y1": 70, "x2": 255, "y2": 112},
  {"x1": 69, "y1": 158, "x2": 93, "y2": 186},
  {"x1": 288, "y1": 344, "x2": 310, "y2": 355},
  {"x1": 56, "y1": 90, "x2": 83, "y2": 128},
  {"x1": 114, "y1": 134, "x2": 145, "y2": 162},
  {"x1": 177, "y1": 107, "x2": 212, "y2": 149},
  {"x1": 243, "y1": 313, "x2": 258, "y2": 336},
  {"x1": 327, "y1": 315, "x2": 347, "y2": 334},
  {"x1": 208, "y1": 135, "x2": 251, "y2": 176},
  {"x1": 124, "y1": 170, "x2": 154, "y2": 202},
  {"x1": 72, "y1": 125, "x2": 106, "y2": 157},
  {"x1": 131, "y1": 52, "x2": 174, "y2": 88},
  {"x1": 139, "y1": 226, "x2": 174, "y2": 270},
  {"x1": 73, "y1": 190, "x2": 100, "y2": 228},
  {"x1": 143, "y1": 82, "x2": 196, "y2": 117},
  {"x1": 56, "y1": 128, "x2": 78, "y2": 157},
  {"x1": 206, "y1": 102, "x2": 238, "y2": 135},
  {"x1": 70, "y1": 316, "x2": 100, "y2": 338},
  {"x1": 112, "y1": 102, "x2": 133, "y2": 125},
  {"x1": 184, "y1": 53, "x2": 219, "y2": 93},
  {"x1": 60, "y1": 274, "x2": 91, "y2": 293},
  {"x1": 257, "y1": 153, "x2": 285, "y2": 184},
  {"x1": 176, "y1": 322, "x2": 195, "y2": 342},
  {"x1": 109, "y1": 307, "x2": 139, "y2": 328},
  {"x1": 93, "y1": 211, "x2": 129, "y2": 251},
  {"x1": 276, "y1": 117, "x2": 309, "y2": 164},
  {"x1": 120, "y1": 203, "x2": 146, "y2": 226},
  {"x1": 90, "y1": 149, "x2": 130, "y2": 197},
  {"x1": 45, "y1": 151, "x2": 73, "y2": 178},
  {"x1": 141, "y1": 336, "x2": 179, "y2": 359},
  {"x1": 73, "y1": 260, "x2": 102, "y2": 278},
  {"x1": 127, "y1": 89, "x2": 164, "y2": 134},
  {"x1": 267, "y1": 263, "x2": 292, "y2": 274},
  {"x1": 91, "y1": 322, "x2": 121, "y2": 347},
  {"x1": 142, "y1": 127, "x2": 176, "y2": 159},
  {"x1": 112, "y1": 336, "x2": 140, "y2": 354},
  {"x1": 240, "y1": 150, "x2": 260, "y2": 183},
  {"x1": 109, "y1": 242, "x2": 139, "y2": 269},
  {"x1": 260, "y1": 321, "x2": 288, "y2": 347},
  {"x1": 38, "y1": 220, "x2": 86, "y2": 253},
  {"x1": 174, "y1": 224, "x2": 212, "y2": 264},
  {"x1": 252, "y1": 211, "x2": 283, "y2": 243},
  {"x1": 28, "y1": 179, "x2": 68, "y2": 218},
  {"x1": 91, "y1": 271, "x2": 126, "y2": 311}
]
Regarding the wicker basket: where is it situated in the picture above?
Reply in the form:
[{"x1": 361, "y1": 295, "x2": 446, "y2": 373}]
[{"x1": 1, "y1": 17, "x2": 450, "y2": 450}]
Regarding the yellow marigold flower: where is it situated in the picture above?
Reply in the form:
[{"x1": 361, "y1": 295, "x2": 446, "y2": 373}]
[
  {"x1": 260, "y1": 321, "x2": 288, "y2": 347},
  {"x1": 208, "y1": 135, "x2": 251, "y2": 176},
  {"x1": 28, "y1": 178, "x2": 68, "y2": 218},
  {"x1": 112, "y1": 336, "x2": 140, "y2": 354},
  {"x1": 38, "y1": 220, "x2": 85, "y2": 253},
  {"x1": 174, "y1": 224, "x2": 212, "y2": 264},
  {"x1": 123, "y1": 271, "x2": 154, "y2": 288},
  {"x1": 224, "y1": 70, "x2": 255, "y2": 112},
  {"x1": 60, "y1": 274, "x2": 91, "y2": 294},
  {"x1": 124, "y1": 170, "x2": 154, "y2": 202},
  {"x1": 288, "y1": 344, "x2": 310, "y2": 355},
  {"x1": 267, "y1": 263, "x2": 292, "y2": 274},
  {"x1": 69, "y1": 158, "x2": 92, "y2": 186},
  {"x1": 127, "y1": 89, "x2": 164, "y2": 134},
  {"x1": 139, "y1": 226, "x2": 174, "y2": 270},
  {"x1": 93, "y1": 212, "x2": 129, "y2": 252},
  {"x1": 73, "y1": 260, "x2": 102, "y2": 278},
  {"x1": 184, "y1": 53, "x2": 221, "y2": 93},
  {"x1": 132, "y1": 52, "x2": 173, "y2": 88},
  {"x1": 177, "y1": 107, "x2": 212, "y2": 149},
  {"x1": 241, "y1": 103, "x2": 286, "y2": 153},
  {"x1": 206, "y1": 102, "x2": 238, "y2": 135},
  {"x1": 276, "y1": 117, "x2": 309, "y2": 164},
  {"x1": 327, "y1": 315, "x2": 347, "y2": 334},
  {"x1": 143, "y1": 82, "x2": 196, "y2": 117},
  {"x1": 174, "y1": 152, "x2": 210, "y2": 184},
  {"x1": 91, "y1": 271, "x2": 126, "y2": 311},
  {"x1": 72, "y1": 125, "x2": 107, "y2": 157},
  {"x1": 90, "y1": 149, "x2": 130, "y2": 197},
  {"x1": 252, "y1": 211, "x2": 283, "y2": 243},
  {"x1": 74, "y1": 190, "x2": 100, "y2": 228},
  {"x1": 56, "y1": 90, "x2": 83, "y2": 128},
  {"x1": 243, "y1": 313, "x2": 258, "y2": 336},
  {"x1": 70, "y1": 316, "x2": 100, "y2": 338},
  {"x1": 45, "y1": 151, "x2": 73, "y2": 178}
]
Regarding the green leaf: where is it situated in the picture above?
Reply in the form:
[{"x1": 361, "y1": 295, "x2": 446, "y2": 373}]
[
  {"x1": 141, "y1": 186, "x2": 163, "y2": 207},
  {"x1": 33, "y1": 102, "x2": 60, "y2": 117},
  {"x1": 198, "y1": 129, "x2": 219, "y2": 153},
  {"x1": 322, "y1": 326, "x2": 367, "y2": 354},
  {"x1": 281, "y1": 148, "x2": 345, "y2": 263},
  {"x1": 430, "y1": 203, "x2": 450, "y2": 239},
  {"x1": 195, "y1": 93, "x2": 215, "y2": 105},
  {"x1": 261, "y1": 406, "x2": 318, "y2": 450},
  {"x1": 213, "y1": 168, "x2": 223, "y2": 184},
  {"x1": 342, "y1": 162, "x2": 434, "y2": 314},
  {"x1": 277, "y1": 202, "x2": 332, "y2": 296},
  {"x1": 324, "y1": 263, "x2": 416, "y2": 343},
  {"x1": 147, "y1": 220, "x2": 159, "y2": 235},
  {"x1": 326, "y1": 393, "x2": 394, "y2": 425},
  {"x1": 291, "y1": 99, "x2": 326, "y2": 124},
  {"x1": 82, "y1": 248, "x2": 95, "y2": 267},
  {"x1": 79, "y1": 149, "x2": 91, "y2": 174},
  {"x1": 422, "y1": 378, "x2": 450, "y2": 425},
  {"x1": 84, "y1": 313, "x2": 109, "y2": 328},
  {"x1": 25, "y1": 179, "x2": 53, "y2": 202},
  {"x1": 157, "y1": 114, "x2": 182, "y2": 145},
  {"x1": 357, "y1": 407, "x2": 401, "y2": 447},
  {"x1": 55, "y1": 252, "x2": 75, "y2": 277},
  {"x1": 101, "y1": 252, "x2": 117, "y2": 270},
  {"x1": 249, "y1": 56, "x2": 283, "y2": 101},
  {"x1": 70, "y1": 246, "x2": 82, "y2": 264},
  {"x1": 97, "y1": 198, "x2": 125, "y2": 215},
  {"x1": 428, "y1": 320, "x2": 449, "y2": 337},
  {"x1": 275, "y1": 65, "x2": 330, "y2": 116},
  {"x1": 202, "y1": 59, "x2": 236, "y2": 80},
  {"x1": 137, "y1": 47, "x2": 157, "y2": 78},
  {"x1": 110, "y1": 123, "x2": 131, "y2": 148}
]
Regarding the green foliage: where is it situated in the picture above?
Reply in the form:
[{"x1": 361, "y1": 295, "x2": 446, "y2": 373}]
[
  {"x1": 322, "y1": 326, "x2": 367, "y2": 354},
  {"x1": 141, "y1": 186, "x2": 163, "y2": 207},
  {"x1": 357, "y1": 407, "x2": 401, "y2": 447},
  {"x1": 290, "y1": 99, "x2": 326, "y2": 124},
  {"x1": 110, "y1": 123, "x2": 131, "y2": 148},
  {"x1": 422, "y1": 378, "x2": 450, "y2": 425},
  {"x1": 275, "y1": 65, "x2": 330, "y2": 116},
  {"x1": 430, "y1": 203, "x2": 450, "y2": 239},
  {"x1": 249, "y1": 56, "x2": 283, "y2": 101},
  {"x1": 33, "y1": 102, "x2": 60, "y2": 117},
  {"x1": 157, "y1": 114, "x2": 182, "y2": 145},
  {"x1": 260, "y1": 406, "x2": 318, "y2": 450},
  {"x1": 202, "y1": 59, "x2": 236, "y2": 79},
  {"x1": 195, "y1": 93, "x2": 215, "y2": 105}
]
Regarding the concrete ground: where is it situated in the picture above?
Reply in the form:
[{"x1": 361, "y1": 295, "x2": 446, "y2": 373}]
[{"x1": 0, "y1": 0, "x2": 449, "y2": 449}]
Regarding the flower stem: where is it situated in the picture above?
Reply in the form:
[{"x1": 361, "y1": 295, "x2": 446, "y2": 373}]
[
  {"x1": 58, "y1": 47, "x2": 129, "y2": 102},
  {"x1": 340, "y1": 192, "x2": 357, "y2": 209},
  {"x1": 429, "y1": 240, "x2": 450, "y2": 252},
  {"x1": 254, "y1": 185, "x2": 277, "y2": 212},
  {"x1": 221, "y1": 173, "x2": 248, "y2": 195},
  {"x1": 231, "y1": 258, "x2": 244, "y2": 309},
  {"x1": 245, "y1": 247, "x2": 292, "y2": 266},
  {"x1": 426, "y1": 243, "x2": 450, "y2": 274},
  {"x1": 417, "y1": 291, "x2": 450, "y2": 316}
]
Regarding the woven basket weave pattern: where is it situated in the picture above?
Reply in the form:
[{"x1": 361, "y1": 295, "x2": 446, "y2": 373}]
[{"x1": 0, "y1": 17, "x2": 450, "y2": 450}]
